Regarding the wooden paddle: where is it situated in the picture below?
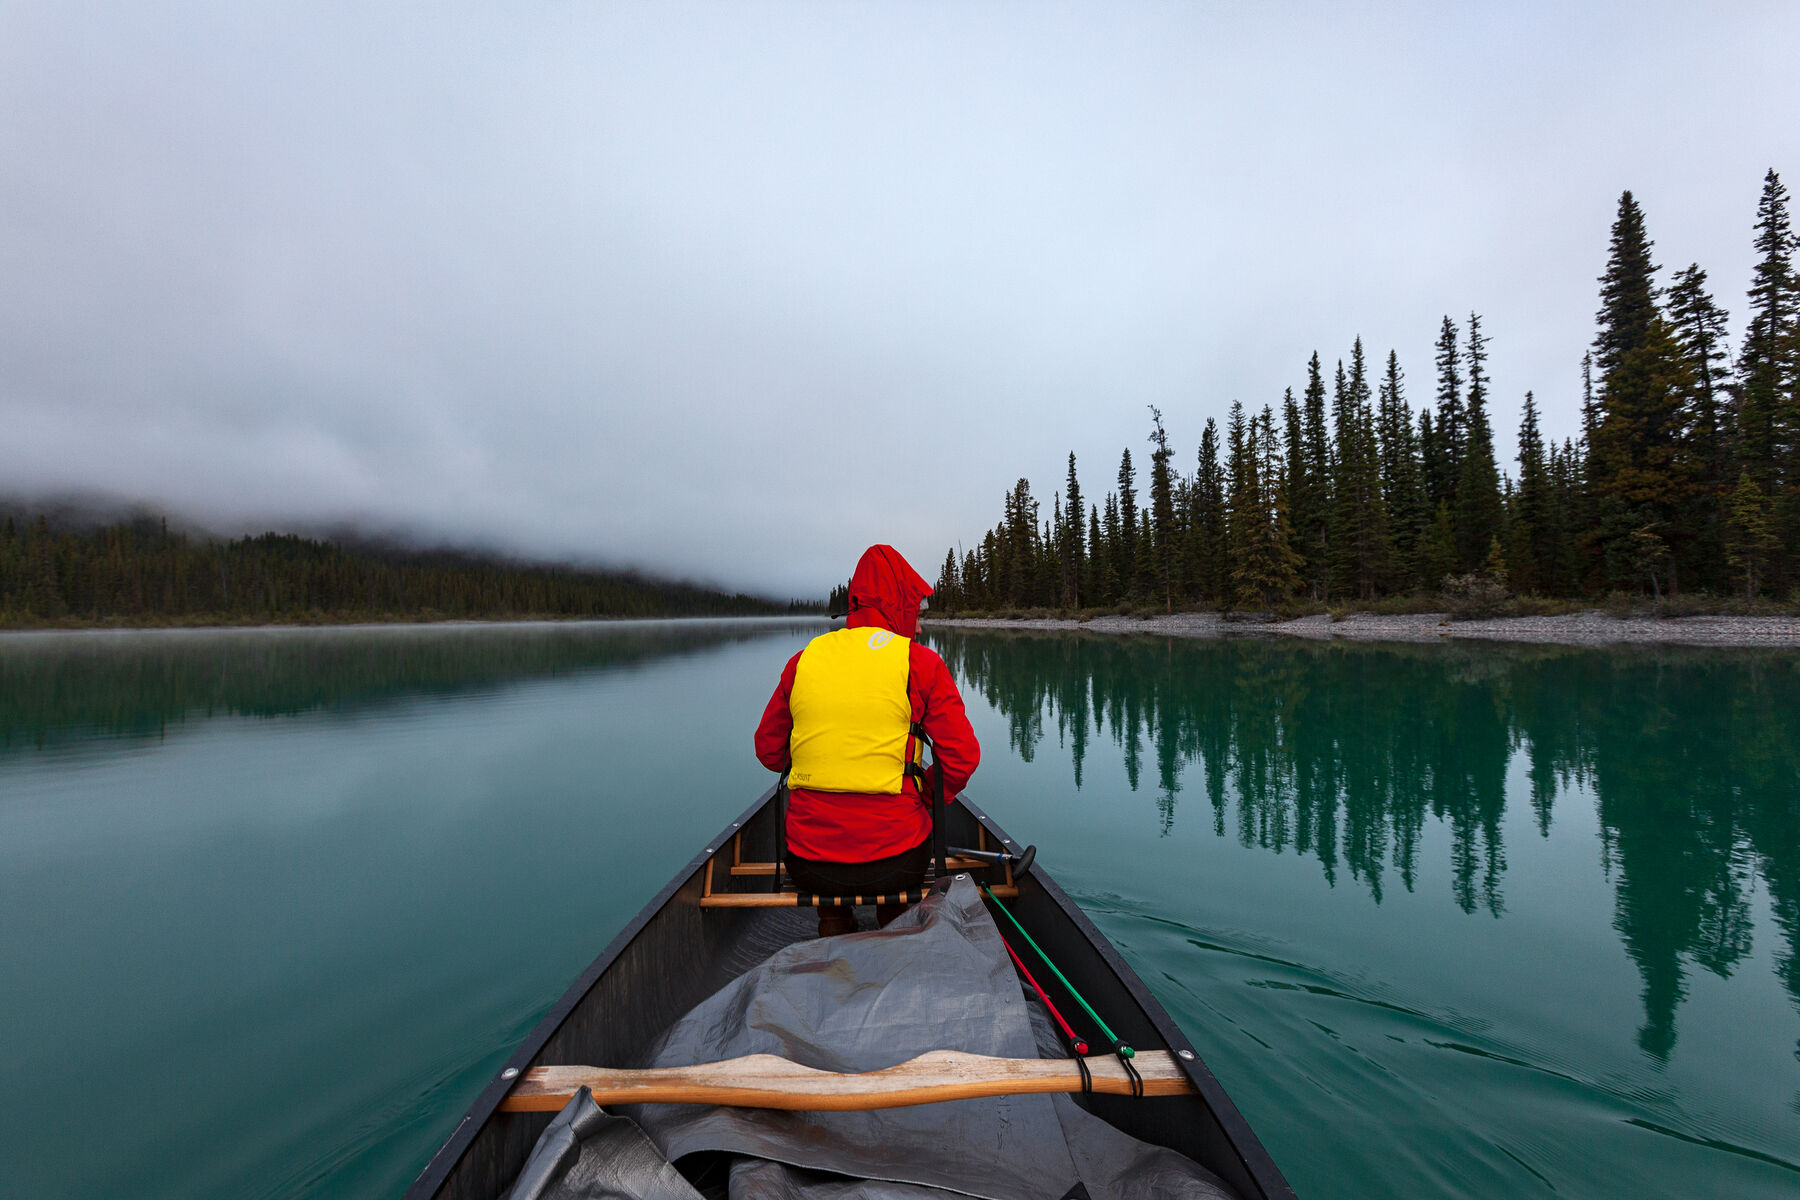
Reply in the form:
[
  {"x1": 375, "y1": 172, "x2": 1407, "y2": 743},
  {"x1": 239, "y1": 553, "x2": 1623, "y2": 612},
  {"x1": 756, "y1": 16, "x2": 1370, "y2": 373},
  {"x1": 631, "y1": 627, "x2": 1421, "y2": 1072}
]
[{"x1": 498, "y1": 1050, "x2": 1196, "y2": 1112}]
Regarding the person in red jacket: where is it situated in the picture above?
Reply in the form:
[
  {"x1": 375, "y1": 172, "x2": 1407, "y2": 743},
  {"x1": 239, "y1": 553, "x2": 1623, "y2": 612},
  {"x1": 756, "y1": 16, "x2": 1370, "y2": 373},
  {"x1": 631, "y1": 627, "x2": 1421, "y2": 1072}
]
[{"x1": 755, "y1": 544, "x2": 980, "y2": 936}]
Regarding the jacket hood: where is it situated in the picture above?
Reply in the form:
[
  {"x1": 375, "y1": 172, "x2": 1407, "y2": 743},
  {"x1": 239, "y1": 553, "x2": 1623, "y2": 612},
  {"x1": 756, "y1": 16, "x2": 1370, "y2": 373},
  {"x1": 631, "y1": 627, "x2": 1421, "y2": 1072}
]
[{"x1": 846, "y1": 545, "x2": 932, "y2": 638}]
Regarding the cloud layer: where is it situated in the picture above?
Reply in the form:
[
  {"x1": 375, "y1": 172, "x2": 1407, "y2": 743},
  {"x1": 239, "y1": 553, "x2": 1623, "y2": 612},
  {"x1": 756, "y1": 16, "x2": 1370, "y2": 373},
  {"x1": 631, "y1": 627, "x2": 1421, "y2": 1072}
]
[{"x1": 2, "y1": 3, "x2": 1796, "y2": 595}]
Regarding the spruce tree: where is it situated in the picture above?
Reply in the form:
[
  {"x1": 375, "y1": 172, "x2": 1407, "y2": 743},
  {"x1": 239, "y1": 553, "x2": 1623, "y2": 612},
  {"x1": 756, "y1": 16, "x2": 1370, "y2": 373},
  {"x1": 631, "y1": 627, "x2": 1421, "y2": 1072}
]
[
  {"x1": 1579, "y1": 351, "x2": 1598, "y2": 460},
  {"x1": 1147, "y1": 407, "x2": 1177, "y2": 610},
  {"x1": 1281, "y1": 384, "x2": 1306, "y2": 541},
  {"x1": 1063, "y1": 452, "x2": 1084, "y2": 607},
  {"x1": 1227, "y1": 402, "x2": 1299, "y2": 608},
  {"x1": 981, "y1": 530, "x2": 1001, "y2": 609},
  {"x1": 1116, "y1": 449, "x2": 1138, "y2": 598},
  {"x1": 1286, "y1": 357, "x2": 1332, "y2": 598},
  {"x1": 1330, "y1": 338, "x2": 1391, "y2": 598},
  {"x1": 962, "y1": 548, "x2": 983, "y2": 610},
  {"x1": 1101, "y1": 494, "x2": 1123, "y2": 604},
  {"x1": 1725, "y1": 472, "x2": 1779, "y2": 600},
  {"x1": 1135, "y1": 517, "x2": 1156, "y2": 604},
  {"x1": 1734, "y1": 169, "x2": 1797, "y2": 582},
  {"x1": 1665, "y1": 263, "x2": 1734, "y2": 589},
  {"x1": 1556, "y1": 438, "x2": 1587, "y2": 594},
  {"x1": 1260, "y1": 405, "x2": 1303, "y2": 603},
  {"x1": 1589, "y1": 191, "x2": 1687, "y2": 591},
  {"x1": 1594, "y1": 190, "x2": 1662, "y2": 381},
  {"x1": 1417, "y1": 408, "x2": 1440, "y2": 584},
  {"x1": 1225, "y1": 403, "x2": 1253, "y2": 608},
  {"x1": 1085, "y1": 504, "x2": 1102, "y2": 607},
  {"x1": 1431, "y1": 316, "x2": 1464, "y2": 509},
  {"x1": 1592, "y1": 318, "x2": 1693, "y2": 591},
  {"x1": 1002, "y1": 478, "x2": 1039, "y2": 605},
  {"x1": 1455, "y1": 312, "x2": 1504, "y2": 569},
  {"x1": 1195, "y1": 418, "x2": 1227, "y2": 603},
  {"x1": 1420, "y1": 502, "x2": 1459, "y2": 590},
  {"x1": 1512, "y1": 391, "x2": 1550, "y2": 594},
  {"x1": 1572, "y1": 353, "x2": 1601, "y2": 588},
  {"x1": 1376, "y1": 350, "x2": 1425, "y2": 587},
  {"x1": 1038, "y1": 514, "x2": 1058, "y2": 606},
  {"x1": 1327, "y1": 359, "x2": 1351, "y2": 588}
]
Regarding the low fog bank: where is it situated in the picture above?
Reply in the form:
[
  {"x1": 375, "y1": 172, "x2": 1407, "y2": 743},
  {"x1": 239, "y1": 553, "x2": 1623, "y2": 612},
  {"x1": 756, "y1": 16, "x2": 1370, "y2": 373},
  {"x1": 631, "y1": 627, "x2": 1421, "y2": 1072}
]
[{"x1": 0, "y1": 490, "x2": 813, "y2": 606}]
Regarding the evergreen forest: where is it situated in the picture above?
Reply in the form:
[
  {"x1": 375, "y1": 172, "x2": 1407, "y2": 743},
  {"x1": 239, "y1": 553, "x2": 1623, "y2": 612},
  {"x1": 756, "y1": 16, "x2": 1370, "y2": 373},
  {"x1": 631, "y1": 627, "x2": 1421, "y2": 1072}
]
[
  {"x1": 934, "y1": 173, "x2": 1800, "y2": 613},
  {"x1": 0, "y1": 514, "x2": 793, "y2": 626}
]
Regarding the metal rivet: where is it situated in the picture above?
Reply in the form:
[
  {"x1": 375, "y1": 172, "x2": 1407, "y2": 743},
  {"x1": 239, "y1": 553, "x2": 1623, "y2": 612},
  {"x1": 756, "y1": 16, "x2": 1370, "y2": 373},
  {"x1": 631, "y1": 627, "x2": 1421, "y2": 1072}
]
[
  {"x1": 1177, "y1": 1050, "x2": 1195, "y2": 1061},
  {"x1": 501, "y1": 1067, "x2": 519, "y2": 1080},
  {"x1": 955, "y1": 873, "x2": 968, "y2": 880}
]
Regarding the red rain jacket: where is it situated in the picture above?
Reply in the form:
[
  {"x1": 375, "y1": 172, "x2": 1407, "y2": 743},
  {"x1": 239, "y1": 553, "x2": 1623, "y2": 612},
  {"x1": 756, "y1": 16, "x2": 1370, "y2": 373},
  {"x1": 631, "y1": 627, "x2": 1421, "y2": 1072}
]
[{"x1": 755, "y1": 545, "x2": 980, "y2": 862}]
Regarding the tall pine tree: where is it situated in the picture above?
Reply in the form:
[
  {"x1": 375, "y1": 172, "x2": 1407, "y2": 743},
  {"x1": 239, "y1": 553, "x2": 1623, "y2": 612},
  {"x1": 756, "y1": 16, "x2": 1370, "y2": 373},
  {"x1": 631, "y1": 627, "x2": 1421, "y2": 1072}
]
[
  {"x1": 1116, "y1": 449, "x2": 1139, "y2": 599},
  {"x1": 1431, "y1": 316, "x2": 1465, "y2": 507},
  {"x1": 1665, "y1": 263, "x2": 1734, "y2": 589},
  {"x1": 1376, "y1": 350, "x2": 1425, "y2": 586},
  {"x1": 1590, "y1": 189, "x2": 1684, "y2": 591},
  {"x1": 1455, "y1": 312, "x2": 1504, "y2": 569},
  {"x1": 1146, "y1": 407, "x2": 1178, "y2": 611},
  {"x1": 1063, "y1": 452, "x2": 1084, "y2": 607},
  {"x1": 1734, "y1": 170, "x2": 1798, "y2": 584}
]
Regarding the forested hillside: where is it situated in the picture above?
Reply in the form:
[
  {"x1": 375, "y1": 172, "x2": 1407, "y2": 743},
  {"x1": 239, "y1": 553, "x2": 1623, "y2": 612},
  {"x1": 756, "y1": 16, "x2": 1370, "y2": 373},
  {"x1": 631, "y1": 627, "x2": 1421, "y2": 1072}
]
[
  {"x1": 937, "y1": 172, "x2": 1800, "y2": 612},
  {"x1": 0, "y1": 515, "x2": 792, "y2": 625}
]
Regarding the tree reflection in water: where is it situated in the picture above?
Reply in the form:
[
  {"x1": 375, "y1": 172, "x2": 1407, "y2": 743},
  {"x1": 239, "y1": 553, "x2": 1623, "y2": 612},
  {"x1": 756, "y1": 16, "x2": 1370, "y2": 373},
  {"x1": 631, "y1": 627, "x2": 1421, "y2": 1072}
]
[
  {"x1": 928, "y1": 629, "x2": 1800, "y2": 1062},
  {"x1": 0, "y1": 620, "x2": 802, "y2": 757}
]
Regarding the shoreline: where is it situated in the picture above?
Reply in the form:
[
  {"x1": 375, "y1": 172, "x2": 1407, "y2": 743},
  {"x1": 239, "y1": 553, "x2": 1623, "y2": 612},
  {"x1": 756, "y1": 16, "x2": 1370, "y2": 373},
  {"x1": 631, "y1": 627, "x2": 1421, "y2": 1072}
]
[
  {"x1": 926, "y1": 611, "x2": 1800, "y2": 649},
  {"x1": 0, "y1": 613, "x2": 823, "y2": 637}
]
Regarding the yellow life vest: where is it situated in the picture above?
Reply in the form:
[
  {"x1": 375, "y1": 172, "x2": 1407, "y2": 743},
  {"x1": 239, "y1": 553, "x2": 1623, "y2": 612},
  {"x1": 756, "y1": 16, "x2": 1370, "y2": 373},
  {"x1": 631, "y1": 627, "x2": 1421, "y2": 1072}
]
[{"x1": 788, "y1": 626, "x2": 920, "y2": 794}]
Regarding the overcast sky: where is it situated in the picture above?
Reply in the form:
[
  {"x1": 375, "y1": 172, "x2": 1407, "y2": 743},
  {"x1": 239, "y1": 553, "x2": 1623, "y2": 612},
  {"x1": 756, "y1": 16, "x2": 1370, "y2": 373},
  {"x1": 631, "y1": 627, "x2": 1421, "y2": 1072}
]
[{"x1": 2, "y1": 3, "x2": 1796, "y2": 597}]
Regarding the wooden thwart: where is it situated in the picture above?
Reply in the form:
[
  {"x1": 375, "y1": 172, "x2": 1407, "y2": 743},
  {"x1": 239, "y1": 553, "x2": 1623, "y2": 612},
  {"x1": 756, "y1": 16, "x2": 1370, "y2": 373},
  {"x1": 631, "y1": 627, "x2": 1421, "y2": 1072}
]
[
  {"x1": 730, "y1": 856, "x2": 987, "y2": 877},
  {"x1": 701, "y1": 833, "x2": 1018, "y2": 907},
  {"x1": 498, "y1": 1049, "x2": 1196, "y2": 1112},
  {"x1": 700, "y1": 886, "x2": 1016, "y2": 908}
]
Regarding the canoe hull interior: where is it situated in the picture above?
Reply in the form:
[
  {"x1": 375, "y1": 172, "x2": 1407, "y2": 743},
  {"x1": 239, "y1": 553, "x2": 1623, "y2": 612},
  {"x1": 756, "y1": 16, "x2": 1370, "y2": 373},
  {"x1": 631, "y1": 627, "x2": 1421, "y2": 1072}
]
[{"x1": 403, "y1": 789, "x2": 1295, "y2": 1200}]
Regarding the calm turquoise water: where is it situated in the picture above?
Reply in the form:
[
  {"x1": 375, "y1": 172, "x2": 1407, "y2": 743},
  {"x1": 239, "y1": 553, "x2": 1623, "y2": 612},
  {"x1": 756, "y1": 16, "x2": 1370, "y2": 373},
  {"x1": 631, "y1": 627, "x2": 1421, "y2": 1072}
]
[{"x1": 2, "y1": 622, "x2": 1797, "y2": 1199}]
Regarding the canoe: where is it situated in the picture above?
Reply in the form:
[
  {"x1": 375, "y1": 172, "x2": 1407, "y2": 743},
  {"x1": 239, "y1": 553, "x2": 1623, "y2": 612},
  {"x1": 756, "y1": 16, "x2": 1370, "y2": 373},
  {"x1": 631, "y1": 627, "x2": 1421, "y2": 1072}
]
[{"x1": 402, "y1": 786, "x2": 1296, "y2": 1200}]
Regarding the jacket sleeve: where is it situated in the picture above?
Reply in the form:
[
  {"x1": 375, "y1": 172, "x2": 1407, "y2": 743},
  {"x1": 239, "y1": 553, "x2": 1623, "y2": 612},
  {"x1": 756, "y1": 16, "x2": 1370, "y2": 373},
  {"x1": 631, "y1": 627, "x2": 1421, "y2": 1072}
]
[
  {"x1": 754, "y1": 653, "x2": 801, "y2": 773},
  {"x1": 911, "y1": 645, "x2": 979, "y2": 798}
]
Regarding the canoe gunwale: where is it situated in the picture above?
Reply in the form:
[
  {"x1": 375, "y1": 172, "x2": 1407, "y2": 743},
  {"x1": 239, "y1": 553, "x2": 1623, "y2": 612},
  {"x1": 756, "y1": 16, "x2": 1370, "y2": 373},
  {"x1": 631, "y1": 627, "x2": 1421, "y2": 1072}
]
[
  {"x1": 401, "y1": 785, "x2": 779, "y2": 1200},
  {"x1": 956, "y1": 795, "x2": 1297, "y2": 1200},
  {"x1": 404, "y1": 787, "x2": 1296, "y2": 1200}
]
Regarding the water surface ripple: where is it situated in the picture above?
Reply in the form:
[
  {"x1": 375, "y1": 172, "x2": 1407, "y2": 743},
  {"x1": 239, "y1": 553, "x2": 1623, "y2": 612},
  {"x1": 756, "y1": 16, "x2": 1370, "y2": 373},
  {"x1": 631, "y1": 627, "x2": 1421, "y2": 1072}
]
[
  {"x1": 930, "y1": 630, "x2": 1800, "y2": 1199},
  {"x1": 1, "y1": 622, "x2": 1795, "y2": 1199}
]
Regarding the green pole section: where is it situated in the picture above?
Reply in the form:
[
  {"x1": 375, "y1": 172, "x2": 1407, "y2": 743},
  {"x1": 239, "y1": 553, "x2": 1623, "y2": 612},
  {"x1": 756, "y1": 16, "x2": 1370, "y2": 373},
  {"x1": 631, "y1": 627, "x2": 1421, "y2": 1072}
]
[{"x1": 981, "y1": 883, "x2": 1133, "y2": 1057}]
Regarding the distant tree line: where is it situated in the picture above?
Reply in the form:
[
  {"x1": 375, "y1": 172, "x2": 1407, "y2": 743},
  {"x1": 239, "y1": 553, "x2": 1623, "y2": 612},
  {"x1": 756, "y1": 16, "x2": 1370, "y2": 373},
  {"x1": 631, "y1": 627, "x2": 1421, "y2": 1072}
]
[
  {"x1": 0, "y1": 621, "x2": 785, "y2": 753},
  {"x1": 0, "y1": 515, "x2": 799, "y2": 624},
  {"x1": 935, "y1": 172, "x2": 1800, "y2": 611}
]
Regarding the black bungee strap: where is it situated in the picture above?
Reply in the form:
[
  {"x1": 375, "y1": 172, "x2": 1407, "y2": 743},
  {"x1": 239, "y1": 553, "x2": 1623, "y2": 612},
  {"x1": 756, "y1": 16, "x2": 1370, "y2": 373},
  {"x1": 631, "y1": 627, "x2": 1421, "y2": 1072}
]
[
  {"x1": 1115, "y1": 1041, "x2": 1144, "y2": 1098},
  {"x1": 1070, "y1": 1042, "x2": 1093, "y2": 1094}
]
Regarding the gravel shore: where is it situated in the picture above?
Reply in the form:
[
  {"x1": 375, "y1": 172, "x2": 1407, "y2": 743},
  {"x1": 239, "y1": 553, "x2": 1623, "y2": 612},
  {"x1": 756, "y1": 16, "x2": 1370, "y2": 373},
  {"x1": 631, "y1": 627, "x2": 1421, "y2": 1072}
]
[{"x1": 926, "y1": 611, "x2": 1800, "y2": 649}]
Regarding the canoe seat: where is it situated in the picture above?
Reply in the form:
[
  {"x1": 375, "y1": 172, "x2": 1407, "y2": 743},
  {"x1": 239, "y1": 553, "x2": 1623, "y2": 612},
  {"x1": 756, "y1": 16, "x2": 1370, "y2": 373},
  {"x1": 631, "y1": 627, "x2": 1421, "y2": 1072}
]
[{"x1": 700, "y1": 833, "x2": 1018, "y2": 907}]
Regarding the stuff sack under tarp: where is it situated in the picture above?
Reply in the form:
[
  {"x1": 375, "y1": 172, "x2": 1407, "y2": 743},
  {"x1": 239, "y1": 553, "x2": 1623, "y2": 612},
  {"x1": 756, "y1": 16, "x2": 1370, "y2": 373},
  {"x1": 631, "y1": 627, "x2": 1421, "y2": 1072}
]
[{"x1": 507, "y1": 876, "x2": 1237, "y2": 1200}]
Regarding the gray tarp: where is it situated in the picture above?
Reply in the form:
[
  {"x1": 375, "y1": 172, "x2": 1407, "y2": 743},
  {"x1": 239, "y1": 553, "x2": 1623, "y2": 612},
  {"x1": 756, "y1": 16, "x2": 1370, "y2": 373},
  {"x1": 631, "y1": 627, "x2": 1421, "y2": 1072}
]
[{"x1": 508, "y1": 877, "x2": 1237, "y2": 1200}]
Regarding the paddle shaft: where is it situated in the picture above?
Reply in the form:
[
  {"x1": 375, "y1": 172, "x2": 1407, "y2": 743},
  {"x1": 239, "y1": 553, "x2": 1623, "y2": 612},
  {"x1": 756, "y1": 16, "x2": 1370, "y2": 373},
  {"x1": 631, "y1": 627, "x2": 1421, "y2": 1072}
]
[
  {"x1": 497, "y1": 1049, "x2": 1193, "y2": 1113},
  {"x1": 1000, "y1": 936, "x2": 1087, "y2": 1054},
  {"x1": 982, "y1": 884, "x2": 1129, "y2": 1054}
]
